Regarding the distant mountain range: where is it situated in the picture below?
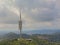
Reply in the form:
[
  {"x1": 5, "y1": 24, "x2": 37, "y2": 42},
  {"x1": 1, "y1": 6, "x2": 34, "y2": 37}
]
[
  {"x1": 0, "y1": 32, "x2": 31, "y2": 40},
  {"x1": 0, "y1": 29, "x2": 60, "y2": 35},
  {"x1": 24, "y1": 29, "x2": 60, "y2": 34},
  {"x1": 0, "y1": 30, "x2": 60, "y2": 42}
]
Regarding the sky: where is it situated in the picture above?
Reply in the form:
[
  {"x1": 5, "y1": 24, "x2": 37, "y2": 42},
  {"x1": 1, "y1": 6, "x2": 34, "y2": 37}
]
[{"x1": 0, "y1": 0, "x2": 60, "y2": 31}]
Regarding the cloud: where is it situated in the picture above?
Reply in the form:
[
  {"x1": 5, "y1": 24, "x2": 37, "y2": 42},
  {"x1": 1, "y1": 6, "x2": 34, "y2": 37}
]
[
  {"x1": 14, "y1": 0, "x2": 56, "y2": 22},
  {"x1": 0, "y1": 7, "x2": 19, "y2": 24},
  {"x1": 15, "y1": 0, "x2": 56, "y2": 9},
  {"x1": 30, "y1": 8, "x2": 56, "y2": 22},
  {"x1": 0, "y1": 0, "x2": 60, "y2": 30}
]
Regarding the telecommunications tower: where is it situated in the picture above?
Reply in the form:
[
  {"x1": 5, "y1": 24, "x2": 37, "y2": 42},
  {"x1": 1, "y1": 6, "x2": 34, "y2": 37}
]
[{"x1": 19, "y1": 10, "x2": 22, "y2": 38}]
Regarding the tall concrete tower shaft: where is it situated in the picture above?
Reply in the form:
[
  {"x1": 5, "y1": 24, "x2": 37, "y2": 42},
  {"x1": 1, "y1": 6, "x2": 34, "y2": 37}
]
[{"x1": 19, "y1": 11, "x2": 22, "y2": 38}]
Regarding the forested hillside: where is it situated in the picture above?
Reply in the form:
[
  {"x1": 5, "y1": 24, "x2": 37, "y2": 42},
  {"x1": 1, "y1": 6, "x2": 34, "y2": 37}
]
[
  {"x1": 0, "y1": 38, "x2": 60, "y2": 45},
  {"x1": 0, "y1": 32, "x2": 60, "y2": 45}
]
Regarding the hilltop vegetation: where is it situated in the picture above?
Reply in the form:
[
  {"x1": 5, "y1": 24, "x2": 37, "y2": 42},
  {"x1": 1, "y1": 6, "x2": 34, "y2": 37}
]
[
  {"x1": 0, "y1": 38, "x2": 60, "y2": 45},
  {"x1": 0, "y1": 38, "x2": 37, "y2": 45},
  {"x1": 0, "y1": 32, "x2": 60, "y2": 45}
]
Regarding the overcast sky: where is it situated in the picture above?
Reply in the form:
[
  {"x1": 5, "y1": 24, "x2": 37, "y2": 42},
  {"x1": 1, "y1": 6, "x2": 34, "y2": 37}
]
[{"x1": 0, "y1": 0, "x2": 60, "y2": 31}]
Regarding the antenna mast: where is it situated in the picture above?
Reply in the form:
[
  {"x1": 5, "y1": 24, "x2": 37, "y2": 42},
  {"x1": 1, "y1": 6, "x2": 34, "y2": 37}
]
[{"x1": 19, "y1": 10, "x2": 22, "y2": 38}]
